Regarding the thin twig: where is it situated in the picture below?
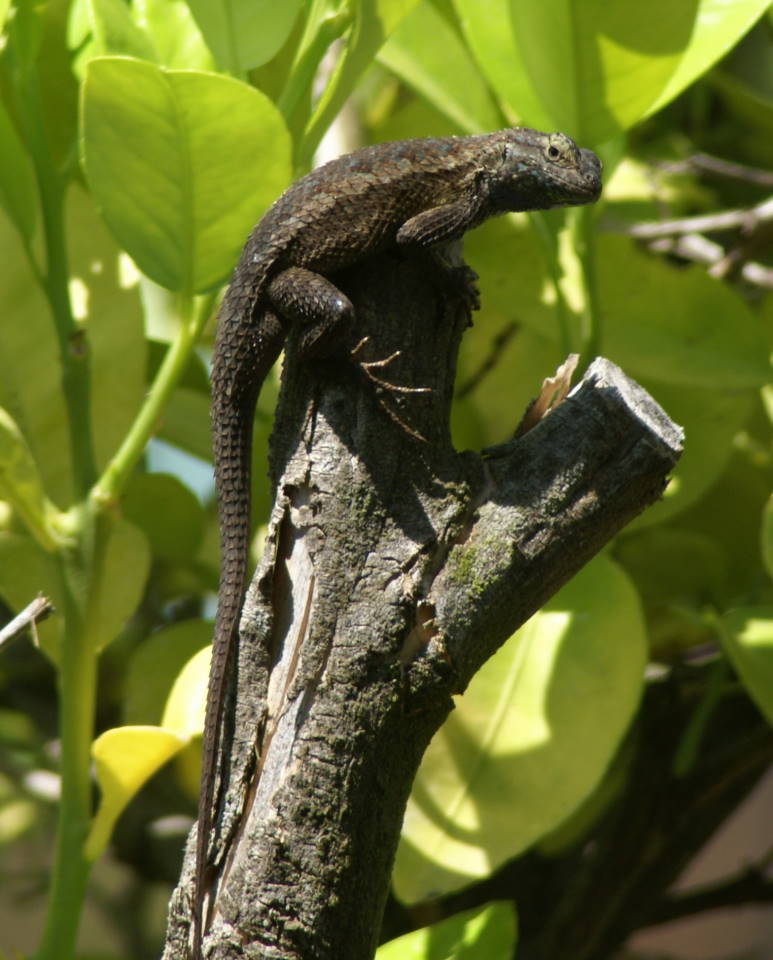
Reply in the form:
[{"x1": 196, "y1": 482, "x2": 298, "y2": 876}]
[
  {"x1": 646, "y1": 234, "x2": 773, "y2": 290},
  {"x1": 627, "y1": 196, "x2": 773, "y2": 239},
  {"x1": 0, "y1": 594, "x2": 55, "y2": 647},
  {"x1": 455, "y1": 321, "x2": 519, "y2": 399},
  {"x1": 663, "y1": 153, "x2": 773, "y2": 188},
  {"x1": 645, "y1": 865, "x2": 773, "y2": 926}
]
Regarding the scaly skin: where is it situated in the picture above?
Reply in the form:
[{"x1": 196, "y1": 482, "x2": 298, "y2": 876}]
[{"x1": 193, "y1": 127, "x2": 601, "y2": 957}]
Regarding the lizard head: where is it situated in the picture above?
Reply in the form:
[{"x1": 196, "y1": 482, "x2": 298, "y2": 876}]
[{"x1": 489, "y1": 128, "x2": 602, "y2": 212}]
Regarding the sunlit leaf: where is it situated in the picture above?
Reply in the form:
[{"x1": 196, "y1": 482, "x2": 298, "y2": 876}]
[
  {"x1": 376, "y1": 902, "x2": 517, "y2": 960},
  {"x1": 648, "y1": 0, "x2": 773, "y2": 117},
  {"x1": 162, "y1": 644, "x2": 210, "y2": 739},
  {"x1": 67, "y1": 185, "x2": 148, "y2": 479},
  {"x1": 599, "y1": 238, "x2": 770, "y2": 390},
  {"x1": 86, "y1": 0, "x2": 158, "y2": 61},
  {"x1": 81, "y1": 57, "x2": 291, "y2": 292},
  {"x1": 302, "y1": 0, "x2": 422, "y2": 160},
  {"x1": 133, "y1": 0, "x2": 214, "y2": 70},
  {"x1": 124, "y1": 619, "x2": 211, "y2": 725},
  {"x1": 186, "y1": 0, "x2": 301, "y2": 72},
  {"x1": 394, "y1": 555, "x2": 645, "y2": 903},
  {"x1": 85, "y1": 726, "x2": 187, "y2": 860},
  {"x1": 452, "y1": 0, "x2": 770, "y2": 144},
  {"x1": 720, "y1": 608, "x2": 773, "y2": 727},
  {"x1": 378, "y1": 1, "x2": 501, "y2": 134},
  {"x1": 0, "y1": 407, "x2": 56, "y2": 551}
]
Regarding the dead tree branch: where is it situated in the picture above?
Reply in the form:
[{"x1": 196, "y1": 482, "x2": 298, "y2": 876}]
[{"x1": 163, "y1": 249, "x2": 682, "y2": 960}]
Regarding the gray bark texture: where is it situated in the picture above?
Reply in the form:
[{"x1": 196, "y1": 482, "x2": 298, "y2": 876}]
[{"x1": 163, "y1": 248, "x2": 683, "y2": 960}]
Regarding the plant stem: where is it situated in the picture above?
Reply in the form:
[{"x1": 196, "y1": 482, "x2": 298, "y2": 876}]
[
  {"x1": 530, "y1": 211, "x2": 573, "y2": 357},
  {"x1": 34, "y1": 536, "x2": 98, "y2": 960},
  {"x1": 22, "y1": 68, "x2": 97, "y2": 498},
  {"x1": 279, "y1": 0, "x2": 353, "y2": 164},
  {"x1": 672, "y1": 654, "x2": 730, "y2": 778},
  {"x1": 572, "y1": 205, "x2": 601, "y2": 369}
]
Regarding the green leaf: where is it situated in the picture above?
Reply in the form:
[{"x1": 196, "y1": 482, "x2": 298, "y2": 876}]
[
  {"x1": 88, "y1": 517, "x2": 151, "y2": 651},
  {"x1": 0, "y1": 100, "x2": 37, "y2": 242},
  {"x1": 0, "y1": 185, "x2": 146, "y2": 508},
  {"x1": 599, "y1": 237, "x2": 771, "y2": 390},
  {"x1": 0, "y1": 0, "x2": 11, "y2": 34},
  {"x1": 452, "y1": 324, "x2": 560, "y2": 450},
  {"x1": 86, "y1": 0, "x2": 158, "y2": 62},
  {"x1": 0, "y1": 533, "x2": 63, "y2": 658},
  {"x1": 68, "y1": 185, "x2": 148, "y2": 481},
  {"x1": 616, "y1": 528, "x2": 728, "y2": 612},
  {"x1": 673, "y1": 448, "x2": 772, "y2": 603},
  {"x1": 450, "y1": 0, "x2": 549, "y2": 130},
  {"x1": 161, "y1": 643, "x2": 210, "y2": 738},
  {"x1": 376, "y1": 902, "x2": 517, "y2": 960},
  {"x1": 301, "y1": 0, "x2": 422, "y2": 162},
  {"x1": 452, "y1": 0, "x2": 771, "y2": 144},
  {"x1": 0, "y1": 761, "x2": 37, "y2": 844},
  {"x1": 615, "y1": 528, "x2": 728, "y2": 653},
  {"x1": 394, "y1": 555, "x2": 646, "y2": 903},
  {"x1": 132, "y1": 0, "x2": 214, "y2": 70},
  {"x1": 464, "y1": 213, "x2": 553, "y2": 337},
  {"x1": 648, "y1": 0, "x2": 773, "y2": 118},
  {"x1": 123, "y1": 472, "x2": 204, "y2": 561},
  {"x1": 0, "y1": 407, "x2": 57, "y2": 551},
  {"x1": 762, "y1": 494, "x2": 773, "y2": 582},
  {"x1": 158, "y1": 385, "x2": 213, "y2": 462},
  {"x1": 84, "y1": 725, "x2": 187, "y2": 860},
  {"x1": 710, "y1": 69, "x2": 773, "y2": 171},
  {"x1": 626, "y1": 382, "x2": 755, "y2": 530},
  {"x1": 378, "y1": 0, "x2": 502, "y2": 135},
  {"x1": 81, "y1": 57, "x2": 292, "y2": 293},
  {"x1": 720, "y1": 607, "x2": 773, "y2": 726},
  {"x1": 124, "y1": 619, "x2": 211, "y2": 725},
  {"x1": 27, "y1": 0, "x2": 81, "y2": 172},
  {"x1": 186, "y1": 0, "x2": 301, "y2": 73}
]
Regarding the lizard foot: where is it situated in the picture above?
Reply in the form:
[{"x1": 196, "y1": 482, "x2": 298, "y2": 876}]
[
  {"x1": 351, "y1": 337, "x2": 430, "y2": 441},
  {"x1": 351, "y1": 337, "x2": 432, "y2": 394},
  {"x1": 449, "y1": 264, "x2": 481, "y2": 313}
]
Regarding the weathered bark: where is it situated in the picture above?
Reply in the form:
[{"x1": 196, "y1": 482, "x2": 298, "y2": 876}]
[{"x1": 163, "y1": 249, "x2": 682, "y2": 960}]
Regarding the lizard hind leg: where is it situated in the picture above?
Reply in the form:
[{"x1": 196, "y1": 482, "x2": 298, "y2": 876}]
[
  {"x1": 266, "y1": 266, "x2": 354, "y2": 359},
  {"x1": 267, "y1": 266, "x2": 429, "y2": 440}
]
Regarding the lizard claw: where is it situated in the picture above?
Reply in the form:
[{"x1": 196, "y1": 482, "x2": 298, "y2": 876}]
[
  {"x1": 450, "y1": 265, "x2": 481, "y2": 313},
  {"x1": 350, "y1": 337, "x2": 430, "y2": 441},
  {"x1": 351, "y1": 338, "x2": 432, "y2": 394}
]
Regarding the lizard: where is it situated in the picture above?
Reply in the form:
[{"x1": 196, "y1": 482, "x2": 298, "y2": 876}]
[{"x1": 193, "y1": 126, "x2": 601, "y2": 957}]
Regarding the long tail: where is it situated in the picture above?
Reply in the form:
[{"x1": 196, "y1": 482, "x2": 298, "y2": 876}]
[{"x1": 192, "y1": 291, "x2": 284, "y2": 958}]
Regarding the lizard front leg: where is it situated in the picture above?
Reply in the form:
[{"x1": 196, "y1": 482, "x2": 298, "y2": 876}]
[{"x1": 397, "y1": 202, "x2": 484, "y2": 313}]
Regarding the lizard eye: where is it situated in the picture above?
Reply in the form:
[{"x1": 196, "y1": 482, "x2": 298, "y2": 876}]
[{"x1": 547, "y1": 145, "x2": 561, "y2": 160}]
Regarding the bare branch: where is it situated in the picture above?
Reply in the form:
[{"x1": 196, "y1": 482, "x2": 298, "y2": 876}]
[
  {"x1": 663, "y1": 153, "x2": 773, "y2": 188},
  {"x1": 0, "y1": 594, "x2": 55, "y2": 648},
  {"x1": 626, "y1": 196, "x2": 773, "y2": 239}
]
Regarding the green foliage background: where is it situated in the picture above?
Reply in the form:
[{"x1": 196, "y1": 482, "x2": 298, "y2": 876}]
[{"x1": 0, "y1": 1, "x2": 772, "y2": 958}]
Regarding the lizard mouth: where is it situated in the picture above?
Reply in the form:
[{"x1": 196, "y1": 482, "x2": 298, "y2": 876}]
[{"x1": 576, "y1": 148, "x2": 603, "y2": 202}]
